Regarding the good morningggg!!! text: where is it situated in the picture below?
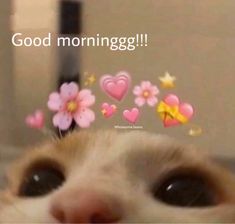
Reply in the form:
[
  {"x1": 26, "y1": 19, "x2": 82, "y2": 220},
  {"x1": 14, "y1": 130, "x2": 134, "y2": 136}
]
[{"x1": 11, "y1": 33, "x2": 148, "y2": 51}]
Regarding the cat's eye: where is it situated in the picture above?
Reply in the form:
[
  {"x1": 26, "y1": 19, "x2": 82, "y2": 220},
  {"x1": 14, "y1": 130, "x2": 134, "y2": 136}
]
[
  {"x1": 19, "y1": 165, "x2": 65, "y2": 197},
  {"x1": 153, "y1": 174, "x2": 216, "y2": 207}
]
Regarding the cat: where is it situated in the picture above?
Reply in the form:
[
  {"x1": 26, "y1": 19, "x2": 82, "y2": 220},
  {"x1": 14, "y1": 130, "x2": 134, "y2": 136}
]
[{"x1": 0, "y1": 130, "x2": 235, "y2": 223}]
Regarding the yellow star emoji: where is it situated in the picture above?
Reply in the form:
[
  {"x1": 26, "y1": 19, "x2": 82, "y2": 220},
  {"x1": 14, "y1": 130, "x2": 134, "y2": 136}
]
[{"x1": 159, "y1": 72, "x2": 176, "y2": 89}]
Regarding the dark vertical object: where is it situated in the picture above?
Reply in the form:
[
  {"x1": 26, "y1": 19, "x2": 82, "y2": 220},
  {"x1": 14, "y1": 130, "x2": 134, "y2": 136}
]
[
  {"x1": 60, "y1": 1, "x2": 82, "y2": 35},
  {"x1": 58, "y1": 0, "x2": 82, "y2": 135},
  {"x1": 58, "y1": 0, "x2": 82, "y2": 85}
]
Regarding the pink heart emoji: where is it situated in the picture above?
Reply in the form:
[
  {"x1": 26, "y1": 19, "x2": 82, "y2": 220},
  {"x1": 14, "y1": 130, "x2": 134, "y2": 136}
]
[
  {"x1": 100, "y1": 71, "x2": 131, "y2": 101},
  {"x1": 161, "y1": 94, "x2": 194, "y2": 127},
  {"x1": 101, "y1": 103, "x2": 117, "y2": 118},
  {"x1": 123, "y1": 108, "x2": 140, "y2": 124},
  {"x1": 25, "y1": 110, "x2": 45, "y2": 129}
]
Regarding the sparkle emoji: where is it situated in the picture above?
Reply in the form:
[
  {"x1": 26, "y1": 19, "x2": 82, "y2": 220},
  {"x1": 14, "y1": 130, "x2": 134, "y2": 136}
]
[
  {"x1": 84, "y1": 72, "x2": 96, "y2": 87},
  {"x1": 188, "y1": 125, "x2": 202, "y2": 137},
  {"x1": 159, "y1": 72, "x2": 176, "y2": 89}
]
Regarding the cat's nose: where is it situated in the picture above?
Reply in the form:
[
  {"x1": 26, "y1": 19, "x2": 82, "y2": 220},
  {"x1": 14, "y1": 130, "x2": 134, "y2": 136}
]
[{"x1": 50, "y1": 190, "x2": 121, "y2": 223}]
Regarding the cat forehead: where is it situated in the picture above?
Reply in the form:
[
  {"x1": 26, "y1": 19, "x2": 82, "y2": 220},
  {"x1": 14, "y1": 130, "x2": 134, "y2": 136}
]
[
  {"x1": 9, "y1": 130, "x2": 204, "y2": 177},
  {"x1": 49, "y1": 130, "x2": 190, "y2": 161},
  {"x1": 55, "y1": 130, "x2": 181, "y2": 152}
]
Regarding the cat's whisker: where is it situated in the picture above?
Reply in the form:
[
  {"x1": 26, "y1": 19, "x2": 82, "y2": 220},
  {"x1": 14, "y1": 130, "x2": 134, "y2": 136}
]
[
  {"x1": 58, "y1": 128, "x2": 63, "y2": 139},
  {"x1": 41, "y1": 127, "x2": 60, "y2": 143}
]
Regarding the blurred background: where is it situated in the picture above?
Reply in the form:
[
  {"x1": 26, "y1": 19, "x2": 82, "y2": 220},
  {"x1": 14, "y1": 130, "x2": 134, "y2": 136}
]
[{"x1": 0, "y1": 0, "x2": 235, "y2": 182}]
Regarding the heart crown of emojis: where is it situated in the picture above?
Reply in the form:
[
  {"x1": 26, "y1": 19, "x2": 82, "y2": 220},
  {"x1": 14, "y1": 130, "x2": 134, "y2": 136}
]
[{"x1": 26, "y1": 71, "x2": 201, "y2": 137}]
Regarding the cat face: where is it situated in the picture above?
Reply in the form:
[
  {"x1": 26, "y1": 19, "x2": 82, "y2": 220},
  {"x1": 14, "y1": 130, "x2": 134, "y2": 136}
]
[{"x1": 0, "y1": 130, "x2": 235, "y2": 223}]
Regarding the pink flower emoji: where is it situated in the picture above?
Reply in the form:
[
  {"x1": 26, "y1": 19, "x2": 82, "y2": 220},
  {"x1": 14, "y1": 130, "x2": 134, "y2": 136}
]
[
  {"x1": 47, "y1": 82, "x2": 95, "y2": 130},
  {"x1": 133, "y1": 81, "x2": 159, "y2": 107}
]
